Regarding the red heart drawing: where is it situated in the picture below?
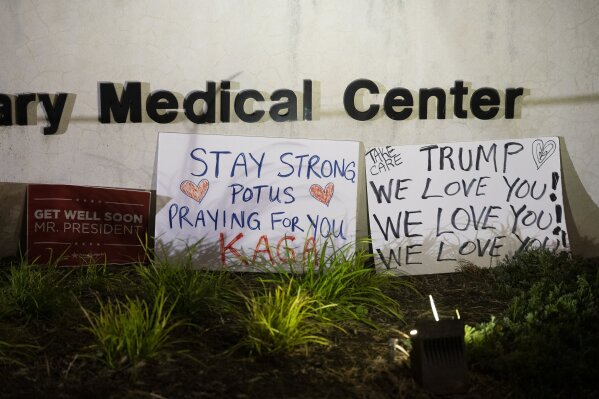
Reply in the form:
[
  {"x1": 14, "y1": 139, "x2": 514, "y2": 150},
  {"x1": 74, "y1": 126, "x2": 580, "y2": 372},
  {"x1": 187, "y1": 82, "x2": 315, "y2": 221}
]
[
  {"x1": 309, "y1": 182, "x2": 334, "y2": 206},
  {"x1": 180, "y1": 179, "x2": 209, "y2": 203}
]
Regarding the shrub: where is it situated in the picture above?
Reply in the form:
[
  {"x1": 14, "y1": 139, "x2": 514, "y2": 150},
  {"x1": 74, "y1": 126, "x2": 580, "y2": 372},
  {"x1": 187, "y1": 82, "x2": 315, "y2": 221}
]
[
  {"x1": 491, "y1": 249, "x2": 575, "y2": 295},
  {"x1": 466, "y1": 249, "x2": 599, "y2": 397}
]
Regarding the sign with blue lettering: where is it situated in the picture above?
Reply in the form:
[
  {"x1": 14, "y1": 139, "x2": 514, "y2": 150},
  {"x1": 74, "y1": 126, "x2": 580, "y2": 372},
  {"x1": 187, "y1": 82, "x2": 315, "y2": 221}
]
[
  {"x1": 155, "y1": 133, "x2": 359, "y2": 270},
  {"x1": 365, "y1": 137, "x2": 568, "y2": 274}
]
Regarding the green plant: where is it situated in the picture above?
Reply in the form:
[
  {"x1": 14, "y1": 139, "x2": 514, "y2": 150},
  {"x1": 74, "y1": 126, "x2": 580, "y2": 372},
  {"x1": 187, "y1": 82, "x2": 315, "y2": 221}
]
[
  {"x1": 237, "y1": 280, "x2": 333, "y2": 355},
  {"x1": 82, "y1": 288, "x2": 182, "y2": 370},
  {"x1": 135, "y1": 259, "x2": 238, "y2": 321},
  {"x1": 491, "y1": 249, "x2": 574, "y2": 295},
  {"x1": 267, "y1": 240, "x2": 405, "y2": 328},
  {"x1": 464, "y1": 316, "x2": 505, "y2": 367},
  {"x1": 465, "y1": 249, "x2": 599, "y2": 397},
  {"x1": 72, "y1": 260, "x2": 122, "y2": 296},
  {"x1": 1, "y1": 261, "x2": 70, "y2": 319}
]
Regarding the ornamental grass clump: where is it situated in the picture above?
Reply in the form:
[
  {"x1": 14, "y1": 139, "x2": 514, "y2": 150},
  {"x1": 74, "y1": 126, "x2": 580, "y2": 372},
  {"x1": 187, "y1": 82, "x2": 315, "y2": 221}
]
[
  {"x1": 82, "y1": 288, "x2": 182, "y2": 370},
  {"x1": 237, "y1": 280, "x2": 334, "y2": 355},
  {"x1": 72, "y1": 259, "x2": 123, "y2": 297},
  {"x1": 270, "y1": 240, "x2": 406, "y2": 328},
  {"x1": 135, "y1": 258, "x2": 238, "y2": 321},
  {"x1": 1, "y1": 261, "x2": 70, "y2": 319}
]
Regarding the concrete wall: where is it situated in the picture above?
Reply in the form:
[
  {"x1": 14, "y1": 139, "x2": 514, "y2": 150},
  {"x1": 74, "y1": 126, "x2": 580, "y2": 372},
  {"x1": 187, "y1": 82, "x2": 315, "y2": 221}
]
[{"x1": 1, "y1": 0, "x2": 599, "y2": 258}]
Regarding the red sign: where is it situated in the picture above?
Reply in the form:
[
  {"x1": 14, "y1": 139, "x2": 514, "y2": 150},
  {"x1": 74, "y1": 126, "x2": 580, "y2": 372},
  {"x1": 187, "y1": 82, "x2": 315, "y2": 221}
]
[{"x1": 27, "y1": 184, "x2": 151, "y2": 266}]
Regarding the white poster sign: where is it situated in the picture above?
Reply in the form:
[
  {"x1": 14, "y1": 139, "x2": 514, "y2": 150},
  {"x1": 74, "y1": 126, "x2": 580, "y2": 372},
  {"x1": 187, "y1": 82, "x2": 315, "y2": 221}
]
[
  {"x1": 156, "y1": 133, "x2": 359, "y2": 270},
  {"x1": 365, "y1": 137, "x2": 568, "y2": 275}
]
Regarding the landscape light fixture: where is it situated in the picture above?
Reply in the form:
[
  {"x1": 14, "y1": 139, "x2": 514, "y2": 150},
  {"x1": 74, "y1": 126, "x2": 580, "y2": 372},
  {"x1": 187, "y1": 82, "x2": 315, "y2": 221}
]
[
  {"x1": 409, "y1": 295, "x2": 468, "y2": 394},
  {"x1": 429, "y1": 294, "x2": 440, "y2": 321}
]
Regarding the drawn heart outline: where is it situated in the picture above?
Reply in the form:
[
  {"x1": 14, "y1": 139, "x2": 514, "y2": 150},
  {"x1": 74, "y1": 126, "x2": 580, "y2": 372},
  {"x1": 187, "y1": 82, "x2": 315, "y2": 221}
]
[
  {"x1": 309, "y1": 182, "x2": 334, "y2": 206},
  {"x1": 180, "y1": 179, "x2": 209, "y2": 203},
  {"x1": 532, "y1": 139, "x2": 556, "y2": 170}
]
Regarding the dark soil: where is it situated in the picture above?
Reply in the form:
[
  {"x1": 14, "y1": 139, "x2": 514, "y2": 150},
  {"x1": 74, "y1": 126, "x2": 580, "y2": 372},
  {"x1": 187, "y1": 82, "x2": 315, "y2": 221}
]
[{"x1": 0, "y1": 263, "x2": 520, "y2": 399}]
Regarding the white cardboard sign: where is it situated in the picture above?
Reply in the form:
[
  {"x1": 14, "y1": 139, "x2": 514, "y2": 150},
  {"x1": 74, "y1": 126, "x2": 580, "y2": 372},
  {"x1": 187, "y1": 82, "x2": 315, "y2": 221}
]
[
  {"x1": 155, "y1": 133, "x2": 359, "y2": 270},
  {"x1": 365, "y1": 137, "x2": 568, "y2": 275}
]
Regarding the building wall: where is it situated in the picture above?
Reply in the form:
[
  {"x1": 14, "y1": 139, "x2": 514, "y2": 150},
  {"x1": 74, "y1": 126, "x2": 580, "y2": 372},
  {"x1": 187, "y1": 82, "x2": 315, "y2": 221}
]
[{"x1": 1, "y1": 0, "x2": 599, "y2": 258}]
